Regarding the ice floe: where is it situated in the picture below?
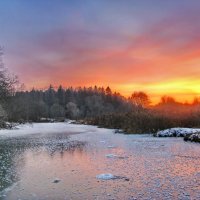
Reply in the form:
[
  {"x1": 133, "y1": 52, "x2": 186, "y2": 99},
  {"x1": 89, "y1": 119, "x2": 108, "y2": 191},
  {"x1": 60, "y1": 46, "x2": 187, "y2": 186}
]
[
  {"x1": 107, "y1": 145, "x2": 117, "y2": 149},
  {"x1": 105, "y1": 154, "x2": 128, "y2": 159},
  {"x1": 105, "y1": 154, "x2": 118, "y2": 158},
  {"x1": 96, "y1": 174, "x2": 129, "y2": 181},
  {"x1": 96, "y1": 173, "x2": 115, "y2": 180}
]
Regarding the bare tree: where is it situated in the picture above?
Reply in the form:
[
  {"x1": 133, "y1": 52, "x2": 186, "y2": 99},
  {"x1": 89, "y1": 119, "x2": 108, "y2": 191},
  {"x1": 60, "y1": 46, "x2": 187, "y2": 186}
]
[
  {"x1": 0, "y1": 47, "x2": 19, "y2": 127},
  {"x1": 0, "y1": 47, "x2": 18, "y2": 102}
]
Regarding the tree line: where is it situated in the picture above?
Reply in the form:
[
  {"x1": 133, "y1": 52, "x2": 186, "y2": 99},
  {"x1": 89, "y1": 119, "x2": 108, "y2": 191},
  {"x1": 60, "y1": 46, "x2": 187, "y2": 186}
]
[{"x1": 6, "y1": 85, "x2": 133, "y2": 122}]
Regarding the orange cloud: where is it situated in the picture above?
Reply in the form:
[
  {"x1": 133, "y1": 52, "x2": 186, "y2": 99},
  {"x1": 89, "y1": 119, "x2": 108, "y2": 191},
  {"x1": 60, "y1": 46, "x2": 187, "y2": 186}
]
[{"x1": 6, "y1": 8, "x2": 200, "y2": 104}]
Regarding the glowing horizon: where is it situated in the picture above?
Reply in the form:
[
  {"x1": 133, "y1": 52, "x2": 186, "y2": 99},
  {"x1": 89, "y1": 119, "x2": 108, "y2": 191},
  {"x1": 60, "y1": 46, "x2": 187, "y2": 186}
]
[
  {"x1": 1, "y1": 0, "x2": 200, "y2": 104},
  {"x1": 23, "y1": 79, "x2": 200, "y2": 105}
]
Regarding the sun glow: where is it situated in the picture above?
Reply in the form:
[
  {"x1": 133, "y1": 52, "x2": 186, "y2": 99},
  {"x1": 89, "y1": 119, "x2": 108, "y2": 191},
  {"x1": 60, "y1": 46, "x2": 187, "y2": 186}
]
[{"x1": 116, "y1": 78, "x2": 200, "y2": 104}]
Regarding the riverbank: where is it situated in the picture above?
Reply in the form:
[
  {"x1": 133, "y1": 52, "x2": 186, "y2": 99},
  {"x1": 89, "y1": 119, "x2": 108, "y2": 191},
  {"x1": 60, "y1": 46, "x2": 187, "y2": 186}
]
[
  {"x1": 0, "y1": 122, "x2": 97, "y2": 138},
  {"x1": 155, "y1": 128, "x2": 200, "y2": 143}
]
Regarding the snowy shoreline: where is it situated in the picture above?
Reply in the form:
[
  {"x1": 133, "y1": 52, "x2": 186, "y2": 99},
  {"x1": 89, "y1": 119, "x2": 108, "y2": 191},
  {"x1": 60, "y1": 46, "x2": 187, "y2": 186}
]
[
  {"x1": 0, "y1": 122, "x2": 86, "y2": 138},
  {"x1": 155, "y1": 128, "x2": 200, "y2": 137},
  {"x1": 155, "y1": 128, "x2": 200, "y2": 143},
  {"x1": 0, "y1": 122, "x2": 114, "y2": 138},
  {"x1": 1, "y1": 122, "x2": 200, "y2": 143}
]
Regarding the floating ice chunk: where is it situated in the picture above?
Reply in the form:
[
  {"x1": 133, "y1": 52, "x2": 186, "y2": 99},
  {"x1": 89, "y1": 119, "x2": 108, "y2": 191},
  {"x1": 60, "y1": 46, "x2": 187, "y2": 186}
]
[
  {"x1": 105, "y1": 154, "x2": 118, "y2": 158},
  {"x1": 96, "y1": 174, "x2": 129, "y2": 181},
  {"x1": 100, "y1": 140, "x2": 106, "y2": 143},
  {"x1": 105, "y1": 154, "x2": 128, "y2": 159},
  {"x1": 107, "y1": 145, "x2": 117, "y2": 149},
  {"x1": 96, "y1": 173, "x2": 115, "y2": 180}
]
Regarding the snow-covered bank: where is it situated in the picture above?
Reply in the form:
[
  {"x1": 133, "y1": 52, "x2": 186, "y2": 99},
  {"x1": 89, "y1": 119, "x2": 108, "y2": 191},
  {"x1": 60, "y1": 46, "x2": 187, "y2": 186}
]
[
  {"x1": 0, "y1": 122, "x2": 114, "y2": 138},
  {"x1": 184, "y1": 133, "x2": 200, "y2": 143},
  {"x1": 156, "y1": 128, "x2": 200, "y2": 137}
]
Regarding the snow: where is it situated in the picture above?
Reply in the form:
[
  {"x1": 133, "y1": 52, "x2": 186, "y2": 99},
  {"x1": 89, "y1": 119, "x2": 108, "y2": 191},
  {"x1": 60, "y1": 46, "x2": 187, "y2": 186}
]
[
  {"x1": 96, "y1": 174, "x2": 129, "y2": 181},
  {"x1": 185, "y1": 133, "x2": 200, "y2": 142},
  {"x1": 156, "y1": 128, "x2": 200, "y2": 137},
  {"x1": 0, "y1": 122, "x2": 114, "y2": 138},
  {"x1": 96, "y1": 174, "x2": 115, "y2": 180}
]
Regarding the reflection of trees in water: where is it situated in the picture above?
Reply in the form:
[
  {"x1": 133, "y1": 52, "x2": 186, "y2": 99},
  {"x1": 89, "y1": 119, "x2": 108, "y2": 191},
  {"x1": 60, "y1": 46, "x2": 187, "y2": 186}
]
[
  {"x1": 44, "y1": 140, "x2": 86, "y2": 157},
  {"x1": 18, "y1": 133, "x2": 87, "y2": 156},
  {"x1": 0, "y1": 134, "x2": 86, "y2": 193}
]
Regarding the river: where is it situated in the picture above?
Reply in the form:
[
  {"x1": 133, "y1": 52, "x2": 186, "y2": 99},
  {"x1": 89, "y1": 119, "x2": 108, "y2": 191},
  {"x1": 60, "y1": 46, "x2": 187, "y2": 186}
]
[{"x1": 0, "y1": 123, "x2": 199, "y2": 200}]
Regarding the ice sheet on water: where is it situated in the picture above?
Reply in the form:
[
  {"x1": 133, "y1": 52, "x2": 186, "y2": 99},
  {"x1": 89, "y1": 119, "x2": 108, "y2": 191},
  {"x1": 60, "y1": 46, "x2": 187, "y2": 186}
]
[{"x1": 0, "y1": 122, "x2": 114, "y2": 138}]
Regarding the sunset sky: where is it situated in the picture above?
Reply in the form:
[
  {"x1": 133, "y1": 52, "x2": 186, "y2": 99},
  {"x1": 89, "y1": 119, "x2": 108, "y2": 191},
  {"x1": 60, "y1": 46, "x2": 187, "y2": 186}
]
[{"x1": 0, "y1": 0, "x2": 200, "y2": 103}]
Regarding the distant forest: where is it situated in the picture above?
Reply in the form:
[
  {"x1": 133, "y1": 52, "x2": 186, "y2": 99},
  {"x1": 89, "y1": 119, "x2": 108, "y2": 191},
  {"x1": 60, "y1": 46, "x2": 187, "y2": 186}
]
[{"x1": 7, "y1": 85, "x2": 132, "y2": 121}]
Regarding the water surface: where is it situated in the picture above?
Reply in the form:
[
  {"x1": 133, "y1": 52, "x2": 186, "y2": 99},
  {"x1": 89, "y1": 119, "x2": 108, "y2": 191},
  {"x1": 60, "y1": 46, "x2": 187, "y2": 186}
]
[{"x1": 0, "y1": 123, "x2": 199, "y2": 200}]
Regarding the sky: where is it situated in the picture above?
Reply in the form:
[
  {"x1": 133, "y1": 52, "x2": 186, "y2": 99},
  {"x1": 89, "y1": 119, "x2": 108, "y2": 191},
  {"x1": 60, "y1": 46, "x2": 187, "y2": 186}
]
[{"x1": 0, "y1": 0, "x2": 200, "y2": 103}]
